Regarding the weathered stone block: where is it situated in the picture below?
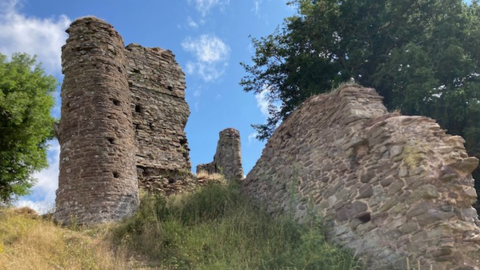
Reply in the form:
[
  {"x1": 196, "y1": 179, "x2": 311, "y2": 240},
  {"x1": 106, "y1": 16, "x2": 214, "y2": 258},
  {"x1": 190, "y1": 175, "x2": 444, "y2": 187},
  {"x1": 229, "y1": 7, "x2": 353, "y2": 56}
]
[
  {"x1": 357, "y1": 184, "x2": 373, "y2": 199},
  {"x1": 389, "y1": 145, "x2": 404, "y2": 158},
  {"x1": 414, "y1": 184, "x2": 440, "y2": 199},
  {"x1": 380, "y1": 176, "x2": 394, "y2": 187},
  {"x1": 388, "y1": 180, "x2": 405, "y2": 195}
]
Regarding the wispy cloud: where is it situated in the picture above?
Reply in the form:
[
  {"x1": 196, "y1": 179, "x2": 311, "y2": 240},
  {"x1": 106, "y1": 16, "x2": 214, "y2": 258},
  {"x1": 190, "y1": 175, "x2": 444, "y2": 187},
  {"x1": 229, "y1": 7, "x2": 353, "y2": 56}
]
[
  {"x1": 248, "y1": 89, "x2": 270, "y2": 144},
  {"x1": 252, "y1": 0, "x2": 262, "y2": 16},
  {"x1": 189, "y1": 0, "x2": 230, "y2": 17},
  {"x1": 182, "y1": 34, "x2": 230, "y2": 82},
  {"x1": 255, "y1": 89, "x2": 270, "y2": 117},
  {"x1": 15, "y1": 140, "x2": 60, "y2": 214},
  {"x1": 248, "y1": 132, "x2": 258, "y2": 143},
  {"x1": 0, "y1": 0, "x2": 70, "y2": 75},
  {"x1": 182, "y1": 34, "x2": 230, "y2": 63},
  {"x1": 193, "y1": 89, "x2": 201, "y2": 97},
  {"x1": 255, "y1": 85, "x2": 282, "y2": 119},
  {"x1": 186, "y1": 16, "x2": 199, "y2": 28},
  {"x1": 194, "y1": 101, "x2": 200, "y2": 112},
  {"x1": 249, "y1": 86, "x2": 281, "y2": 143}
]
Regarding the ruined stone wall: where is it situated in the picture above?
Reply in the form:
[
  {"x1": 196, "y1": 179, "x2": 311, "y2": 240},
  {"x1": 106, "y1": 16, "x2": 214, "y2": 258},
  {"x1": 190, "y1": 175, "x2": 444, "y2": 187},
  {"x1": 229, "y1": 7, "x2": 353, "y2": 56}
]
[
  {"x1": 54, "y1": 17, "x2": 139, "y2": 224},
  {"x1": 125, "y1": 44, "x2": 192, "y2": 191},
  {"x1": 197, "y1": 128, "x2": 243, "y2": 181},
  {"x1": 242, "y1": 85, "x2": 480, "y2": 270},
  {"x1": 55, "y1": 17, "x2": 192, "y2": 224}
]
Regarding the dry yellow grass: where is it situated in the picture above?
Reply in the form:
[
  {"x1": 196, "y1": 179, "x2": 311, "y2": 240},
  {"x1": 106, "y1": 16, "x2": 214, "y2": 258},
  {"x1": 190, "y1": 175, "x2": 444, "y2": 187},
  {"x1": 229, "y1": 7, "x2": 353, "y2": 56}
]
[
  {"x1": 195, "y1": 170, "x2": 226, "y2": 184},
  {"x1": 0, "y1": 207, "x2": 128, "y2": 270}
]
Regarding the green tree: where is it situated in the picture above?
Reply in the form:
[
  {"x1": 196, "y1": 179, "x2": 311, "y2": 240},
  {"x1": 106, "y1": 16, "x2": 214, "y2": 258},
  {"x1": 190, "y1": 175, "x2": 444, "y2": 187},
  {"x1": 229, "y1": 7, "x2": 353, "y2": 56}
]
[
  {"x1": 0, "y1": 52, "x2": 57, "y2": 204},
  {"x1": 241, "y1": 0, "x2": 480, "y2": 188}
]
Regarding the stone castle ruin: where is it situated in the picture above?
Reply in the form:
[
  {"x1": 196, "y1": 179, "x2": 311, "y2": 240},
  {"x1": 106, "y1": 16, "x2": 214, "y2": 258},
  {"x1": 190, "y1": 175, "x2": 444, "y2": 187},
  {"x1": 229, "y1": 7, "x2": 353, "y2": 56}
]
[
  {"x1": 242, "y1": 85, "x2": 480, "y2": 270},
  {"x1": 197, "y1": 128, "x2": 243, "y2": 181},
  {"x1": 54, "y1": 17, "x2": 191, "y2": 224},
  {"x1": 54, "y1": 17, "x2": 480, "y2": 269}
]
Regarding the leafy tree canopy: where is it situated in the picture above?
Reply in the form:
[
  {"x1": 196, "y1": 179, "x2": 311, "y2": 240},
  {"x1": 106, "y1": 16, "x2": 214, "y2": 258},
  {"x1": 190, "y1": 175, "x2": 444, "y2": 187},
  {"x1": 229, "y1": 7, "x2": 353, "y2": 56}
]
[
  {"x1": 0, "y1": 52, "x2": 57, "y2": 204},
  {"x1": 241, "y1": 0, "x2": 480, "y2": 187}
]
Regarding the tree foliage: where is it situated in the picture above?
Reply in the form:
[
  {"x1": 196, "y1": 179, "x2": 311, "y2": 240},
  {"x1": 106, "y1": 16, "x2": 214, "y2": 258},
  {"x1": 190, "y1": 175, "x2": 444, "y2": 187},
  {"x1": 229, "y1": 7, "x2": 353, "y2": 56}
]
[
  {"x1": 0, "y1": 52, "x2": 56, "y2": 204},
  {"x1": 241, "y1": 0, "x2": 480, "y2": 186}
]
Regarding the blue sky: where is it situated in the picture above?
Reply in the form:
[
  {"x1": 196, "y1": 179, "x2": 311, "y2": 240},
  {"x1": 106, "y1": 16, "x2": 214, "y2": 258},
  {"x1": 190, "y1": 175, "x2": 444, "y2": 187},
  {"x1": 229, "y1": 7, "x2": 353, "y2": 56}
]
[{"x1": 0, "y1": 0, "x2": 295, "y2": 212}]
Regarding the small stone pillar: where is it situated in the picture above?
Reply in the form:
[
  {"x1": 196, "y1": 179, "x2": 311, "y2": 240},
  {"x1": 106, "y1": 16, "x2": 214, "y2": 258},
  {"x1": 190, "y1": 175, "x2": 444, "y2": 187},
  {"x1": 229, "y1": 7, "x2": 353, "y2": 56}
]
[
  {"x1": 197, "y1": 128, "x2": 243, "y2": 181},
  {"x1": 54, "y1": 17, "x2": 139, "y2": 225}
]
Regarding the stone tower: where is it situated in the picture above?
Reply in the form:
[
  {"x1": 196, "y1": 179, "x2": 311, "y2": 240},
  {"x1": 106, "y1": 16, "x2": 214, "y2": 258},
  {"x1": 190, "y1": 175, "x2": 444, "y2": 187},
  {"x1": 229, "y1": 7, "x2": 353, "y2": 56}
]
[
  {"x1": 197, "y1": 128, "x2": 243, "y2": 181},
  {"x1": 125, "y1": 44, "x2": 192, "y2": 189},
  {"x1": 54, "y1": 17, "x2": 192, "y2": 224},
  {"x1": 54, "y1": 17, "x2": 139, "y2": 224}
]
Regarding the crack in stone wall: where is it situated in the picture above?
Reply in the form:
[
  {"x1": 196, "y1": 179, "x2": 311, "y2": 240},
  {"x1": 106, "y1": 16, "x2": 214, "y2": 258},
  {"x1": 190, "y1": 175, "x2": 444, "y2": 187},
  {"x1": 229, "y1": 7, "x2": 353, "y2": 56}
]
[{"x1": 242, "y1": 84, "x2": 480, "y2": 270}]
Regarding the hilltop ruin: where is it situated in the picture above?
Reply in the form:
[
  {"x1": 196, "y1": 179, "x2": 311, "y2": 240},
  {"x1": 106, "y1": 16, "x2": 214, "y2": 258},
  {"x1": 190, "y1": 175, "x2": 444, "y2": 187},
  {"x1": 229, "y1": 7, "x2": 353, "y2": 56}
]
[
  {"x1": 53, "y1": 16, "x2": 480, "y2": 270},
  {"x1": 54, "y1": 17, "x2": 191, "y2": 225}
]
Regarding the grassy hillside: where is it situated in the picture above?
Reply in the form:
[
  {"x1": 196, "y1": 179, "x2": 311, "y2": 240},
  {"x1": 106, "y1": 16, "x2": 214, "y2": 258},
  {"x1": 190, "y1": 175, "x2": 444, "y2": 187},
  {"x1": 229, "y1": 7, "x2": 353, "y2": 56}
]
[
  {"x1": 0, "y1": 207, "x2": 128, "y2": 269},
  {"x1": 0, "y1": 179, "x2": 363, "y2": 270}
]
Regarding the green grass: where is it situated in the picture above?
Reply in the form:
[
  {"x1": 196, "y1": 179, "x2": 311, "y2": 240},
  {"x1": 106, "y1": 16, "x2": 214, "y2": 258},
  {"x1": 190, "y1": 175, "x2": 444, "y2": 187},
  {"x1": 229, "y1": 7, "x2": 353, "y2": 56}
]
[{"x1": 111, "y1": 181, "x2": 364, "y2": 270}]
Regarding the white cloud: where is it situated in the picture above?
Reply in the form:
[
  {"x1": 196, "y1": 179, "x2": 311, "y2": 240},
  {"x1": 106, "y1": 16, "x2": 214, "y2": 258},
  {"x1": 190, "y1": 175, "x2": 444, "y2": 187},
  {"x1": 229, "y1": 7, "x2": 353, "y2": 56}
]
[
  {"x1": 15, "y1": 199, "x2": 55, "y2": 215},
  {"x1": 252, "y1": 0, "x2": 262, "y2": 15},
  {"x1": 255, "y1": 85, "x2": 282, "y2": 119},
  {"x1": 255, "y1": 89, "x2": 270, "y2": 117},
  {"x1": 194, "y1": 101, "x2": 200, "y2": 111},
  {"x1": 248, "y1": 88, "x2": 278, "y2": 143},
  {"x1": 189, "y1": 0, "x2": 230, "y2": 17},
  {"x1": 251, "y1": 87, "x2": 281, "y2": 141},
  {"x1": 0, "y1": 0, "x2": 71, "y2": 75},
  {"x1": 248, "y1": 132, "x2": 258, "y2": 143},
  {"x1": 14, "y1": 140, "x2": 60, "y2": 214},
  {"x1": 187, "y1": 16, "x2": 199, "y2": 28},
  {"x1": 193, "y1": 89, "x2": 201, "y2": 97},
  {"x1": 182, "y1": 34, "x2": 230, "y2": 63},
  {"x1": 186, "y1": 62, "x2": 196, "y2": 74},
  {"x1": 182, "y1": 34, "x2": 230, "y2": 82}
]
